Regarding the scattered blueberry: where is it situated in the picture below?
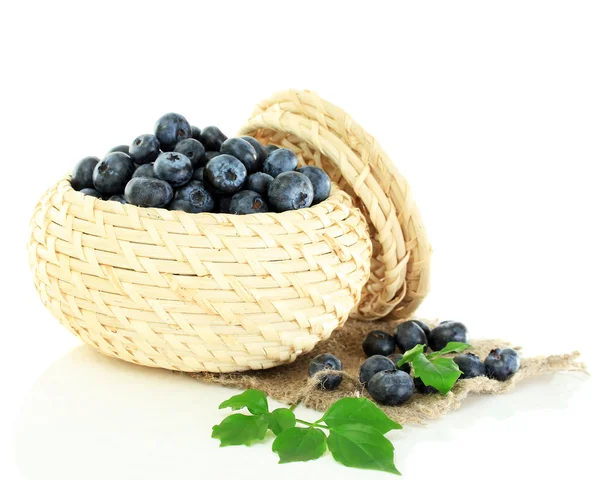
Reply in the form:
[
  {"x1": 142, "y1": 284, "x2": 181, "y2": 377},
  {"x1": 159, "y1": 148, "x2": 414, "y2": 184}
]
[
  {"x1": 71, "y1": 156, "x2": 100, "y2": 191},
  {"x1": 108, "y1": 194, "x2": 127, "y2": 204},
  {"x1": 192, "y1": 167, "x2": 205, "y2": 182},
  {"x1": 154, "y1": 113, "x2": 191, "y2": 151},
  {"x1": 130, "y1": 134, "x2": 160, "y2": 165},
  {"x1": 246, "y1": 172, "x2": 274, "y2": 196},
  {"x1": 414, "y1": 377, "x2": 438, "y2": 394},
  {"x1": 388, "y1": 353, "x2": 412, "y2": 375},
  {"x1": 154, "y1": 152, "x2": 193, "y2": 187},
  {"x1": 92, "y1": 152, "x2": 135, "y2": 195},
  {"x1": 230, "y1": 190, "x2": 268, "y2": 214},
  {"x1": 191, "y1": 125, "x2": 202, "y2": 142},
  {"x1": 263, "y1": 148, "x2": 298, "y2": 177},
  {"x1": 429, "y1": 321, "x2": 469, "y2": 351},
  {"x1": 394, "y1": 321, "x2": 428, "y2": 353},
  {"x1": 204, "y1": 154, "x2": 247, "y2": 194},
  {"x1": 410, "y1": 320, "x2": 431, "y2": 340},
  {"x1": 367, "y1": 370, "x2": 414, "y2": 406},
  {"x1": 79, "y1": 188, "x2": 102, "y2": 198},
  {"x1": 132, "y1": 163, "x2": 157, "y2": 179},
  {"x1": 268, "y1": 171, "x2": 314, "y2": 212},
  {"x1": 173, "y1": 180, "x2": 214, "y2": 213},
  {"x1": 362, "y1": 330, "x2": 396, "y2": 357},
  {"x1": 484, "y1": 348, "x2": 520, "y2": 381},
  {"x1": 297, "y1": 166, "x2": 331, "y2": 204},
  {"x1": 220, "y1": 138, "x2": 259, "y2": 174},
  {"x1": 124, "y1": 177, "x2": 173, "y2": 207},
  {"x1": 359, "y1": 355, "x2": 396, "y2": 385},
  {"x1": 240, "y1": 136, "x2": 267, "y2": 164},
  {"x1": 200, "y1": 126, "x2": 227, "y2": 151},
  {"x1": 107, "y1": 145, "x2": 130, "y2": 155},
  {"x1": 174, "y1": 138, "x2": 206, "y2": 169},
  {"x1": 309, "y1": 353, "x2": 343, "y2": 390},
  {"x1": 454, "y1": 353, "x2": 486, "y2": 379},
  {"x1": 264, "y1": 145, "x2": 279, "y2": 154}
]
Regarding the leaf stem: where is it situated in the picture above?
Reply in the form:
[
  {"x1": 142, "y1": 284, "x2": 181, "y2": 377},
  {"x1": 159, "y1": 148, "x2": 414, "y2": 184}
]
[
  {"x1": 296, "y1": 419, "x2": 330, "y2": 429},
  {"x1": 289, "y1": 403, "x2": 299, "y2": 412}
]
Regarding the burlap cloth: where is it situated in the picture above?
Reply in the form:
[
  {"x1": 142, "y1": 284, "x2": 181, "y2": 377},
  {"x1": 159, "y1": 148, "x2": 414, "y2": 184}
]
[{"x1": 189, "y1": 319, "x2": 587, "y2": 424}]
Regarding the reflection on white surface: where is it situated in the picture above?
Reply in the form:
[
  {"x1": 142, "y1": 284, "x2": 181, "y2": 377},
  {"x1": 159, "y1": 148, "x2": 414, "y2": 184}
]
[{"x1": 15, "y1": 346, "x2": 591, "y2": 480}]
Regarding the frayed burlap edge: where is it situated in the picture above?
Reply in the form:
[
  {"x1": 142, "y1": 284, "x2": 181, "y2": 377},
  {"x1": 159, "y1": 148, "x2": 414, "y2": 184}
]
[{"x1": 188, "y1": 320, "x2": 588, "y2": 425}]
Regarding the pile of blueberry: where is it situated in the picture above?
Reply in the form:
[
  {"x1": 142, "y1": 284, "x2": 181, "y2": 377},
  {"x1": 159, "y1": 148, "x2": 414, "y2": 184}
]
[
  {"x1": 70, "y1": 113, "x2": 331, "y2": 214},
  {"x1": 309, "y1": 320, "x2": 521, "y2": 406}
]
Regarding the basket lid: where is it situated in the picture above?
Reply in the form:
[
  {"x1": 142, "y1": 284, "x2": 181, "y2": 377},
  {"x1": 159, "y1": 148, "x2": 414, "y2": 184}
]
[{"x1": 240, "y1": 89, "x2": 431, "y2": 321}]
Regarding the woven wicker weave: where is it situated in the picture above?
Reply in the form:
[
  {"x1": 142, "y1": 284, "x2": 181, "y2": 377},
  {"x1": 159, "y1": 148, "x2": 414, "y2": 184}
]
[{"x1": 28, "y1": 89, "x2": 431, "y2": 372}]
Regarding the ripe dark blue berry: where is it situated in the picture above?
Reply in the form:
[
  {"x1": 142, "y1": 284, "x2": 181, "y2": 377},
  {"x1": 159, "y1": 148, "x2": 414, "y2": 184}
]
[
  {"x1": 263, "y1": 148, "x2": 298, "y2": 177},
  {"x1": 124, "y1": 177, "x2": 173, "y2": 207},
  {"x1": 154, "y1": 152, "x2": 193, "y2": 187},
  {"x1": 309, "y1": 353, "x2": 343, "y2": 390},
  {"x1": 297, "y1": 166, "x2": 331, "y2": 204},
  {"x1": 132, "y1": 163, "x2": 157, "y2": 179},
  {"x1": 410, "y1": 320, "x2": 431, "y2": 340},
  {"x1": 414, "y1": 377, "x2": 438, "y2": 394},
  {"x1": 204, "y1": 154, "x2": 247, "y2": 194},
  {"x1": 362, "y1": 330, "x2": 396, "y2": 357},
  {"x1": 454, "y1": 353, "x2": 485, "y2": 379},
  {"x1": 173, "y1": 180, "x2": 214, "y2": 213},
  {"x1": 359, "y1": 355, "x2": 395, "y2": 385},
  {"x1": 93, "y1": 152, "x2": 135, "y2": 196},
  {"x1": 71, "y1": 156, "x2": 100, "y2": 191},
  {"x1": 108, "y1": 145, "x2": 130, "y2": 155},
  {"x1": 246, "y1": 172, "x2": 274, "y2": 196},
  {"x1": 174, "y1": 138, "x2": 206, "y2": 169},
  {"x1": 130, "y1": 134, "x2": 160, "y2": 165},
  {"x1": 484, "y1": 348, "x2": 520, "y2": 381},
  {"x1": 429, "y1": 321, "x2": 469, "y2": 351},
  {"x1": 154, "y1": 113, "x2": 191, "y2": 151},
  {"x1": 80, "y1": 188, "x2": 102, "y2": 198},
  {"x1": 191, "y1": 125, "x2": 202, "y2": 142},
  {"x1": 200, "y1": 126, "x2": 227, "y2": 151},
  {"x1": 108, "y1": 194, "x2": 127, "y2": 204},
  {"x1": 168, "y1": 199, "x2": 195, "y2": 212},
  {"x1": 240, "y1": 136, "x2": 267, "y2": 164},
  {"x1": 394, "y1": 321, "x2": 428, "y2": 353},
  {"x1": 367, "y1": 370, "x2": 414, "y2": 406},
  {"x1": 388, "y1": 353, "x2": 412, "y2": 375},
  {"x1": 230, "y1": 190, "x2": 268, "y2": 214},
  {"x1": 192, "y1": 167, "x2": 205, "y2": 182},
  {"x1": 220, "y1": 138, "x2": 259, "y2": 173},
  {"x1": 268, "y1": 171, "x2": 314, "y2": 212}
]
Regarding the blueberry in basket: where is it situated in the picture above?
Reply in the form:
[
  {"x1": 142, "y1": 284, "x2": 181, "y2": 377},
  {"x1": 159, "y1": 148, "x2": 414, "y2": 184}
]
[
  {"x1": 154, "y1": 112, "x2": 192, "y2": 151},
  {"x1": 263, "y1": 148, "x2": 298, "y2": 177},
  {"x1": 130, "y1": 134, "x2": 160, "y2": 165},
  {"x1": 71, "y1": 156, "x2": 100, "y2": 191},
  {"x1": 93, "y1": 152, "x2": 135, "y2": 196},
  {"x1": 229, "y1": 190, "x2": 268, "y2": 214},
  {"x1": 297, "y1": 166, "x2": 331, "y2": 204},
  {"x1": 268, "y1": 171, "x2": 314, "y2": 212},
  {"x1": 220, "y1": 138, "x2": 259, "y2": 174},
  {"x1": 174, "y1": 138, "x2": 206, "y2": 169}
]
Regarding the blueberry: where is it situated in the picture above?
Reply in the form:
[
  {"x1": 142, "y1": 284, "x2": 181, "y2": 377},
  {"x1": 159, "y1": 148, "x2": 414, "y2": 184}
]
[
  {"x1": 191, "y1": 125, "x2": 202, "y2": 142},
  {"x1": 246, "y1": 172, "x2": 274, "y2": 196},
  {"x1": 220, "y1": 138, "x2": 259, "y2": 173},
  {"x1": 154, "y1": 152, "x2": 193, "y2": 187},
  {"x1": 93, "y1": 152, "x2": 135, "y2": 195},
  {"x1": 484, "y1": 348, "x2": 520, "y2": 381},
  {"x1": 154, "y1": 113, "x2": 191, "y2": 151},
  {"x1": 173, "y1": 180, "x2": 214, "y2": 213},
  {"x1": 168, "y1": 199, "x2": 195, "y2": 212},
  {"x1": 174, "y1": 138, "x2": 206, "y2": 169},
  {"x1": 394, "y1": 321, "x2": 428, "y2": 353},
  {"x1": 454, "y1": 353, "x2": 485, "y2": 379},
  {"x1": 200, "y1": 126, "x2": 227, "y2": 151},
  {"x1": 309, "y1": 353, "x2": 343, "y2": 390},
  {"x1": 130, "y1": 134, "x2": 160, "y2": 165},
  {"x1": 192, "y1": 167, "x2": 205, "y2": 182},
  {"x1": 204, "y1": 154, "x2": 247, "y2": 194},
  {"x1": 362, "y1": 330, "x2": 396, "y2": 357},
  {"x1": 71, "y1": 156, "x2": 100, "y2": 191},
  {"x1": 240, "y1": 136, "x2": 267, "y2": 164},
  {"x1": 409, "y1": 320, "x2": 431, "y2": 340},
  {"x1": 108, "y1": 194, "x2": 127, "y2": 204},
  {"x1": 107, "y1": 144, "x2": 130, "y2": 155},
  {"x1": 263, "y1": 148, "x2": 298, "y2": 177},
  {"x1": 80, "y1": 188, "x2": 102, "y2": 198},
  {"x1": 388, "y1": 353, "x2": 412, "y2": 375},
  {"x1": 429, "y1": 321, "x2": 469, "y2": 351},
  {"x1": 205, "y1": 151, "x2": 221, "y2": 161},
  {"x1": 367, "y1": 370, "x2": 414, "y2": 406},
  {"x1": 297, "y1": 166, "x2": 331, "y2": 204},
  {"x1": 414, "y1": 377, "x2": 438, "y2": 394},
  {"x1": 230, "y1": 190, "x2": 268, "y2": 214},
  {"x1": 268, "y1": 171, "x2": 314, "y2": 212},
  {"x1": 124, "y1": 177, "x2": 173, "y2": 208},
  {"x1": 132, "y1": 163, "x2": 157, "y2": 179},
  {"x1": 359, "y1": 355, "x2": 395, "y2": 385},
  {"x1": 218, "y1": 196, "x2": 233, "y2": 213},
  {"x1": 264, "y1": 145, "x2": 279, "y2": 154}
]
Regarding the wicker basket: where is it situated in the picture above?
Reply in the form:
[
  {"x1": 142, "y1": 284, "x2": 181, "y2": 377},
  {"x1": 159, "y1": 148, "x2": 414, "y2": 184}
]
[{"x1": 28, "y1": 89, "x2": 431, "y2": 373}]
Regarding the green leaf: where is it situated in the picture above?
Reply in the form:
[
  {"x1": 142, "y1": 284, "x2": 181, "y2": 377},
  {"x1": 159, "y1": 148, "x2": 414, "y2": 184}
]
[
  {"x1": 327, "y1": 424, "x2": 401, "y2": 475},
  {"x1": 395, "y1": 344, "x2": 425, "y2": 367},
  {"x1": 426, "y1": 342, "x2": 472, "y2": 359},
  {"x1": 272, "y1": 427, "x2": 327, "y2": 463},
  {"x1": 211, "y1": 414, "x2": 269, "y2": 446},
  {"x1": 218, "y1": 389, "x2": 269, "y2": 415},
  {"x1": 412, "y1": 354, "x2": 462, "y2": 394},
  {"x1": 267, "y1": 408, "x2": 297, "y2": 436},
  {"x1": 321, "y1": 397, "x2": 402, "y2": 434}
]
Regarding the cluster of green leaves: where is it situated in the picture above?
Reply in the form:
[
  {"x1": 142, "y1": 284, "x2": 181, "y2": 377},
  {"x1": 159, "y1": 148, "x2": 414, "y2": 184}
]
[
  {"x1": 397, "y1": 341, "x2": 471, "y2": 394},
  {"x1": 212, "y1": 389, "x2": 403, "y2": 475}
]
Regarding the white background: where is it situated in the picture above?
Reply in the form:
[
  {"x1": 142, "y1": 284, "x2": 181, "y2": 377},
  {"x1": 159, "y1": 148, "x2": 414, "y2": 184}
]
[{"x1": 1, "y1": 1, "x2": 599, "y2": 478}]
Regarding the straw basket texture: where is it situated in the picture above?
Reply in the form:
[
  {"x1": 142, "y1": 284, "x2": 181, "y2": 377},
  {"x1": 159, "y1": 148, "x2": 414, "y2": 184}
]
[{"x1": 28, "y1": 89, "x2": 431, "y2": 373}]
